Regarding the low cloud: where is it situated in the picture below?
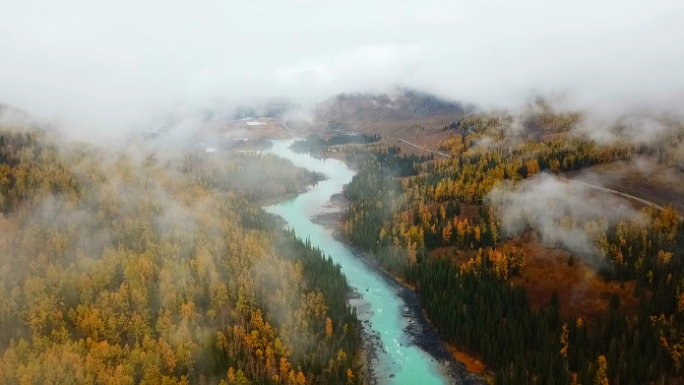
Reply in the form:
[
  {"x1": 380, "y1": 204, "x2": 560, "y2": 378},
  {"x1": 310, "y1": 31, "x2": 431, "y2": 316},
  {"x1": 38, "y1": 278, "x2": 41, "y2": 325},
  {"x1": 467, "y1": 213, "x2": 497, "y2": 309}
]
[
  {"x1": 0, "y1": 0, "x2": 682, "y2": 136},
  {"x1": 487, "y1": 173, "x2": 641, "y2": 265}
]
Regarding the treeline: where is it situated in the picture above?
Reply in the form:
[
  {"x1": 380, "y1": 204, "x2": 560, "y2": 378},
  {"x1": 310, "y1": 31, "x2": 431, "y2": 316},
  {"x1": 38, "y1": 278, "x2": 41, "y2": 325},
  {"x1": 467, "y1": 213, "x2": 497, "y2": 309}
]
[
  {"x1": 290, "y1": 133, "x2": 380, "y2": 153},
  {"x1": 345, "y1": 145, "x2": 432, "y2": 177},
  {"x1": 421, "y1": 134, "x2": 634, "y2": 204},
  {"x1": 214, "y1": 152, "x2": 323, "y2": 202},
  {"x1": 0, "y1": 127, "x2": 362, "y2": 384},
  {"x1": 0, "y1": 128, "x2": 320, "y2": 214},
  {"x1": 340, "y1": 130, "x2": 684, "y2": 384},
  {"x1": 228, "y1": 137, "x2": 273, "y2": 151},
  {"x1": 408, "y1": 209, "x2": 684, "y2": 385}
]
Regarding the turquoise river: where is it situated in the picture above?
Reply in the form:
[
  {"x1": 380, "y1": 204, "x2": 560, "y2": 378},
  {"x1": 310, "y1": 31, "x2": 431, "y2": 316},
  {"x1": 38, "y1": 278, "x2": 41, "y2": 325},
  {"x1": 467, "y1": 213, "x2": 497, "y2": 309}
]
[{"x1": 264, "y1": 140, "x2": 455, "y2": 385}]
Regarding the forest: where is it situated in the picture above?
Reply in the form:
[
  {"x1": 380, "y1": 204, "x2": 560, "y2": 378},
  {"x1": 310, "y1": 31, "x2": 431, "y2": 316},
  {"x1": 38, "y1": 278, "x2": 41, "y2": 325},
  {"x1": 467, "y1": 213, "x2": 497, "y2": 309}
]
[
  {"x1": 341, "y1": 109, "x2": 684, "y2": 384},
  {"x1": 0, "y1": 127, "x2": 362, "y2": 385},
  {"x1": 1, "y1": 0, "x2": 682, "y2": 383},
  {"x1": 290, "y1": 134, "x2": 380, "y2": 154}
]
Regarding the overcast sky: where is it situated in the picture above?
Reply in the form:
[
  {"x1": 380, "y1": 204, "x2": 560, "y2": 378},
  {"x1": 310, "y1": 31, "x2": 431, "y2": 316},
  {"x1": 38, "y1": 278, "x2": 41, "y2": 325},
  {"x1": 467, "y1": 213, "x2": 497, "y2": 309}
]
[{"x1": 1, "y1": 0, "x2": 683, "y2": 131}]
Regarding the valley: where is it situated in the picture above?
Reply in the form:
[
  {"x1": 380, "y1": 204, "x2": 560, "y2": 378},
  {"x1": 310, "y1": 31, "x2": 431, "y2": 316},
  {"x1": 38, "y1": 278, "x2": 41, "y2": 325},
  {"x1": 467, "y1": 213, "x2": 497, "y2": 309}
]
[
  {"x1": 2, "y1": 89, "x2": 684, "y2": 385},
  {"x1": 258, "y1": 90, "x2": 684, "y2": 384},
  {"x1": 2, "y1": 1, "x2": 683, "y2": 384},
  {"x1": 263, "y1": 140, "x2": 473, "y2": 385}
]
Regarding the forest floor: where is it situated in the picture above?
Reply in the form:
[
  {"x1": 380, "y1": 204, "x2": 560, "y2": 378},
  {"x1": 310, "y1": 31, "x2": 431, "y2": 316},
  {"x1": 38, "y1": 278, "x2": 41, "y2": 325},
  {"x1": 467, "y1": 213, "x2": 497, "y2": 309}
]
[
  {"x1": 506, "y1": 232, "x2": 639, "y2": 321},
  {"x1": 430, "y1": 231, "x2": 639, "y2": 322},
  {"x1": 445, "y1": 344, "x2": 486, "y2": 375},
  {"x1": 430, "y1": 231, "x2": 639, "y2": 321}
]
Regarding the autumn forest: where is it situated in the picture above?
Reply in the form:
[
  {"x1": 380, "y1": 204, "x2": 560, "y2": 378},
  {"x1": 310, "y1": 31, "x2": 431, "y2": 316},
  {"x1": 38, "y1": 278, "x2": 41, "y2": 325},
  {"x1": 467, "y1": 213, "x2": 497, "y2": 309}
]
[
  {"x1": 337, "y1": 106, "x2": 684, "y2": 384},
  {"x1": 0, "y1": 126, "x2": 361, "y2": 385},
  {"x1": 2, "y1": 1, "x2": 683, "y2": 384}
]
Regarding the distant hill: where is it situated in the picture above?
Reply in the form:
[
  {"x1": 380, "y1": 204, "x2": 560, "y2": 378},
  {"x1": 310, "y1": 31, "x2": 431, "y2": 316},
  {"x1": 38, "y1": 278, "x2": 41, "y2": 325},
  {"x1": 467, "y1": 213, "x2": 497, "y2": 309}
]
[{"x1": 289, "y1": 89, "x2": 468, "y2": 138}]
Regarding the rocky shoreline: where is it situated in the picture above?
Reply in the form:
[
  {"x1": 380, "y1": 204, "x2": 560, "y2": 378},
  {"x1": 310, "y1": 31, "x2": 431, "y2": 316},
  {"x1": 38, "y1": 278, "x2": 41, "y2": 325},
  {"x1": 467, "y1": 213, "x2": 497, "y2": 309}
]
[{"x1": 312, "y1": 193, "x2": 486, "y2": 385}]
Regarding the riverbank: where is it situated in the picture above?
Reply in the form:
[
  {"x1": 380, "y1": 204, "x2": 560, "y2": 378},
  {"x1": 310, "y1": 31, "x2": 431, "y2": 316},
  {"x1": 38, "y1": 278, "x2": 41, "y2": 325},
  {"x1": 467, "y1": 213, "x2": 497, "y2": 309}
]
[
  {"x1": 257, "y1": 172, "x2": 328, "y2": 207},
  {"x1": 259, "y1": 190, "x2": 304, "y2": 207},
  {"x1": 303, "y1": 144, "x2": 490, "y2": 384},
  {"x1": 264, "y1": 140, "x2": 477, "y2": 384},
  {"x1": 311, "y1": 194, "x2": 487, "y2": 385}
]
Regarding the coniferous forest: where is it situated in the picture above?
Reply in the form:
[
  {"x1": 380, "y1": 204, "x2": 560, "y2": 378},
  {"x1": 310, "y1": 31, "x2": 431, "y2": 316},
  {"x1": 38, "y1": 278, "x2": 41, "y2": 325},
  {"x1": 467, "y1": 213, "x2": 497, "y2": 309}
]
[
  {"x1": 290, "y1": 134, "x2": 380, "y2": 154},
  {"x1": 341, "y1": 112, "x2": 684, "y2": 384}
]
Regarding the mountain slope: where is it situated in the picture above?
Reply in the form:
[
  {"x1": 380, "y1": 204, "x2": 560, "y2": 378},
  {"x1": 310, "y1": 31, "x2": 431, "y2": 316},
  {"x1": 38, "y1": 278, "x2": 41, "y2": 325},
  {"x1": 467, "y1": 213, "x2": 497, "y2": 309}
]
[{"x1": 291, "y1": 89, "x2": 467, "y2": 139}]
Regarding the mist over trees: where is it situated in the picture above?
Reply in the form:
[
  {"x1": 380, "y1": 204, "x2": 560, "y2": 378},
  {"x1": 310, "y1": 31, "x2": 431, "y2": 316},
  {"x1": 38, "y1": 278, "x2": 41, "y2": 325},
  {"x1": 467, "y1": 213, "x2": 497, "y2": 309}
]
[
  {"x1": 0, "y1": 126, "x2": 362, "y2": 384},
  {"x1": 0, "y1": 1, "x2": 683, "y2": 384},
  {"x1": 339, "y1": 106, "x2": 684, "y2": 384}
]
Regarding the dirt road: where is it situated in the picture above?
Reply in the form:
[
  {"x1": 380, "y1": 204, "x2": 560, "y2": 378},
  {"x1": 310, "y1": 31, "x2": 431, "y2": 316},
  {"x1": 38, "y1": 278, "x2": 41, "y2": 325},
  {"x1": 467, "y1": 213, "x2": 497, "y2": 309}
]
[
  {"x1": 385, "y1": 136, "x2": 450, "y2": 158},
  {"x1": 558, "y1": 176, "x2": 678, "y2": 217},
  {"x1": 281, "y1": 118, "x2": 294, "y2": 133}
]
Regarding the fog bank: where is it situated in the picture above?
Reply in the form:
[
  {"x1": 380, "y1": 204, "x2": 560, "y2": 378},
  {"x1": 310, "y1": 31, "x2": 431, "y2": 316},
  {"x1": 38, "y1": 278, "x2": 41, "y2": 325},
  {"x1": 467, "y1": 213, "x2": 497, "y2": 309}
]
[{"x1": 1, "y1": 0, "x2": 683, "y2": 133}]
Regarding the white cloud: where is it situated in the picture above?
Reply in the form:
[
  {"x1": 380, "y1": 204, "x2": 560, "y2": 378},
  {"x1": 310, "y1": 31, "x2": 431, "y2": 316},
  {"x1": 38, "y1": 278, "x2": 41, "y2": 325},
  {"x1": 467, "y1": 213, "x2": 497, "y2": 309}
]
[
  {"x1": 488, "y1": 173, "x2": 642, "y2": 264},
  {"x1": 0, "y1": 0, "x2": 682, "y2": 132},
  {"x1": 276, "y1": 44, "x2": 424, "y2": 91}
]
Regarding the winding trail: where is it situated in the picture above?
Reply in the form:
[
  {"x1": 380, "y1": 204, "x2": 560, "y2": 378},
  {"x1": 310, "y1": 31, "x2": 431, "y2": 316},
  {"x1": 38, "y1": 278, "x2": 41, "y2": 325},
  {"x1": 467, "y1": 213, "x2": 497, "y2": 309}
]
[
  {"x1": 558, "y1": 176, "x2": 676, "y2": 215},
  {"x1": 385, "y1": 136, "x2": 450, "y2": 158},
  {"x1": 281, "y1": 118, "x2": 295, "y2": 133}
]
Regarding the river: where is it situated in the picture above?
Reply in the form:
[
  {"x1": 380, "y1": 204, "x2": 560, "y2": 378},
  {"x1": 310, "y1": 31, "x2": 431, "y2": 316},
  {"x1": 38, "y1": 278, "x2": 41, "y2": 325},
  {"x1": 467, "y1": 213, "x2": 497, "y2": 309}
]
[{"x1": 264, "y1": 140, "x2": 455, "y2": 385}]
